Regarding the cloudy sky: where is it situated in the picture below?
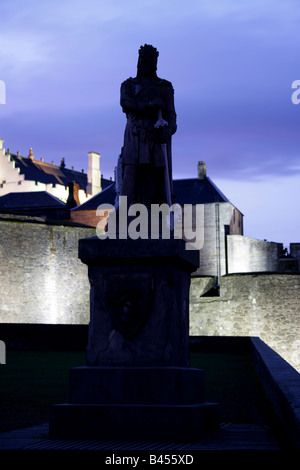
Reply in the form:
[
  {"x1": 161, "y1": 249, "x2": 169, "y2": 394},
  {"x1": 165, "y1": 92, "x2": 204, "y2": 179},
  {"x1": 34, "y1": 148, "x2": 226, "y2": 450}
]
[{"x1": 0, "y1": 0, "x2": 299, "y2": 247}]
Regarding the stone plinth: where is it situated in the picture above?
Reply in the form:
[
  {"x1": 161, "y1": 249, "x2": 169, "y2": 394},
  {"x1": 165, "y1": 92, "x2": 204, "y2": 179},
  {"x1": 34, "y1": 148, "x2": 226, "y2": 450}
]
[
  {"x1": 49, "y1": 237, "x2": 219, "y2": 442},
  {"x1": 50, "y1": 365, "x2": 219, "y2": 441},
  {"x1": 79, "y1": 237, "x2": 198, "y2": 367},
  {"x1": 68, "y1": 367, "x2": 206, "y2": 405}
]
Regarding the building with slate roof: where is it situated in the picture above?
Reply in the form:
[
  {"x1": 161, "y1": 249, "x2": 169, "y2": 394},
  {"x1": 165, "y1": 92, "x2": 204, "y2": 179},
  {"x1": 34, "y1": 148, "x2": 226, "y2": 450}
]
[
  {"x1": 174, "y1": 162, "x2": 244, "y2": 278},
  {"x1": 0, "y1": 138, "x2": 112, "y2": 207},
  {"x1": 71, "y1": 183, "x2": 116, "y2": 228},
  {"x1": 0, "y1": 191, "x2": 70, "y2": 220},
  {"x1": 1, "y1": 136, "x2": 286, "y2": 279},
  {"x1": 70, "y1": 161, "x2": 244, "y2": 278}
]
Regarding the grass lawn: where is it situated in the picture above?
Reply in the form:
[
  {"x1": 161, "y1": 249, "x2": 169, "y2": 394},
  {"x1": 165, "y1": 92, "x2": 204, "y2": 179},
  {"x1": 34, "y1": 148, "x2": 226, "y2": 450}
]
[
  {"x1": 0, "y1": 350, "x2": 275, "y2": 433},
  {"x1": 0, "y1": 350, "x2": 85, "y2": 433},
  {"x1": 190, "y1": 351, "x2": 275, "y2": 425}
]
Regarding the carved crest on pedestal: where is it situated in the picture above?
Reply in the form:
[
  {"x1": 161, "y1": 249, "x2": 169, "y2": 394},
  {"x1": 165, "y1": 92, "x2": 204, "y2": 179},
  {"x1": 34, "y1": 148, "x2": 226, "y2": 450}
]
[{"x1": 105, "y1": 275, "x2": 154, "y2": 338}]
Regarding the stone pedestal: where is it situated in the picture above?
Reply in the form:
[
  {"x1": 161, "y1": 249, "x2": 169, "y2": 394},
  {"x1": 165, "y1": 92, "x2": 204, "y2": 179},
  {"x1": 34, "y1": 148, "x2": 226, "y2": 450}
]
[
  {"x1": 49, "y1": 237, "x2": 219, "y2": 442},
  {"x1": 82, "y1": 238, "x2": 196, "y2": 368}
]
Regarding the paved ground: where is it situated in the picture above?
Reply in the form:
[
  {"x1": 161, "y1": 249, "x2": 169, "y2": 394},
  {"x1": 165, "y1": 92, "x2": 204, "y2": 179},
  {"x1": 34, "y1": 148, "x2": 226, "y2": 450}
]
[{"x1": 0, "y1": 422, "x2": 282, "y2": 451}]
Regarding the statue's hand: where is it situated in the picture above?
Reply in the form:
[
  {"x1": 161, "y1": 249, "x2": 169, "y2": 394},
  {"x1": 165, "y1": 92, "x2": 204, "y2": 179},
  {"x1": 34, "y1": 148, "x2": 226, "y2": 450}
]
[
  {"x1": 137, "y1": 98, "x2": 162, "y2": 112},
  {"x1": 156, "y1": 125, "x2": 170, "y2": 143},
  {"x1": 148, "y1": 98, "x2": 163, "y2": 109}
]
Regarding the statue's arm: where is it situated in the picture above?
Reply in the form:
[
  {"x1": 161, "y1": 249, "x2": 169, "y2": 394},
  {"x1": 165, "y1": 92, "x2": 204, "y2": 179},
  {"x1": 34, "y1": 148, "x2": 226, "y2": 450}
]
[
  {"x1": 120, "y1": 81, "x2": 138, "y2": 112},
  {"x1": 163, "y1": 84, "x2": 177, "y2": 136},
  {"x1": 120, "y1": 80, "x2": 163, "y2": 113}
]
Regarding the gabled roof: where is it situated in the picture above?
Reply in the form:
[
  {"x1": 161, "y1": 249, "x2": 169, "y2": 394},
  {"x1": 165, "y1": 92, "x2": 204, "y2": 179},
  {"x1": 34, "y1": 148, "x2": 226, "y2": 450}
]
[
  {"x1": 71, "y1": 176, "x2": 232, "y2": 211},
  {"x1": 173, "y1": 177, "x2": 229, "y2": 204},
  {"x1": 0, "y1": 191, "x2": 66, "y2": 209},
  {"x1": 10, "y1": 154, "x2": 88, "y2": 190},
  {"x1": 71, "y1": 183, "x2": 116, "y2": 211}
]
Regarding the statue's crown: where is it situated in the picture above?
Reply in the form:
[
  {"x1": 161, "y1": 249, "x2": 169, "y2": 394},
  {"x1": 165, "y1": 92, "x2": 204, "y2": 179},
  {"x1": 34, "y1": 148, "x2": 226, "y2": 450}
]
[{"x1": 138, "y1": 44, "x2": 159, "y2": 59}]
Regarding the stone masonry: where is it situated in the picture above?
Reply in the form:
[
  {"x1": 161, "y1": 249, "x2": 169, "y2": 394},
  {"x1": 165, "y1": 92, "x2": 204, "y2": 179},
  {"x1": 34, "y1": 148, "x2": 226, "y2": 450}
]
[
  {"x1": 0, "y1": 215, "x2": 95, "y2": 324},
  {"x1": 190, "y1": 273, "x2": 300, "y2": 372},
  {"x1": 0, "y1": 215, "x2": 299, "y2": 373}
]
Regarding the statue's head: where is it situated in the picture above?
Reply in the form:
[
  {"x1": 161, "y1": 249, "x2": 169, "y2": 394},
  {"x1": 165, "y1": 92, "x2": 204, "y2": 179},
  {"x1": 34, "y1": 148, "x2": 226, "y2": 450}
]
[{"x1": 137, "y1": 44, "x2": 159, "y2": 78}]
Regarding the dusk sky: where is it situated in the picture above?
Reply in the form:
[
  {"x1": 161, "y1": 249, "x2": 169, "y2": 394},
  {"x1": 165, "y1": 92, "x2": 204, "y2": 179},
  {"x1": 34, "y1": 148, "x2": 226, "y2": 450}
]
[{"x1": 1, "y1": 0, "x2": 300, "y2": 248}]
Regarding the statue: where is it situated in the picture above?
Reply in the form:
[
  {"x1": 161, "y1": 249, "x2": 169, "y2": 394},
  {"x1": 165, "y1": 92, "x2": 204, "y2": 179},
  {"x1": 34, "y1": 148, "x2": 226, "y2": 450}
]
[{"x1": 119, "y1": 45, "x2": 177, "y2": 209}]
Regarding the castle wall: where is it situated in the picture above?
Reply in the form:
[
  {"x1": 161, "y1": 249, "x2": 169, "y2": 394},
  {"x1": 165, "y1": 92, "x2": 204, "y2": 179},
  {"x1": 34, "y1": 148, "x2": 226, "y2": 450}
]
[
  {"x1": 227, "y1": 235, "x2": 283, "y2": 273},
  {"x1": 190, "y1": 274, "x2": 300, "y2": 372},
  {"x1": 196, "y1": 202, "x2": 240, "y2": 277},
  {"x1": 0, "y1": 216, "x2": 299, "y2": 373},
  {"x1": 0, "y1": 216, "x2": 94, "y2": 324},
  {"x1": 290, "y1": 243, "x2": 300, "y2": 271}
]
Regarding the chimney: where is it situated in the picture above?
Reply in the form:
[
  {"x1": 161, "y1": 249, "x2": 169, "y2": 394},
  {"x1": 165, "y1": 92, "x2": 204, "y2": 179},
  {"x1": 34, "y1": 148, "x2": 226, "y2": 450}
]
[
  {"x1": 0, "y1": 138, "x2": 4, "y2": 150},
  {"x1": 28, "y1": 148, "x2": 34, "y2": 160},
  {"x1": 67, "y1": 182, "x2": 81, "y2": 208},
  {"x1": 87, "y1": 151, "x2": 101, "y2": 196},
  {"x1": 198, "y1": 161, "x2": 206, "y2": 180}
]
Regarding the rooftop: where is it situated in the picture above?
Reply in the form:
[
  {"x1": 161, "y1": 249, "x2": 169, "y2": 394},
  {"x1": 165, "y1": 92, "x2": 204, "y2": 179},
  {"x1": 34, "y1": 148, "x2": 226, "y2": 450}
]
[
  {"x1": 71, "y1": 183, "x2": 116, "y2": 211},
  {"x1": 5, "y1": 151, "x2": 112, "y2": 192},
  {"x1": 173, "y1": 177, "x2": 229, "y2": 205},
  {"x1": 71, "y1": 176, "x2": 234, "y2": 211},
  {"x1": 0, "y1": 191, "x2": 66, "y2": 210},
  {"x1": 9, "y1": 153, "x2": 88, "y2": 190}
]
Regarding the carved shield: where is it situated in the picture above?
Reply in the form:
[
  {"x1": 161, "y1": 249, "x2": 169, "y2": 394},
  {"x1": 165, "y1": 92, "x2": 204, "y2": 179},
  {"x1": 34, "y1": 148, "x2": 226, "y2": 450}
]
[{"x1": 105, "y1": 275, "x2": 154, "y2": 338}]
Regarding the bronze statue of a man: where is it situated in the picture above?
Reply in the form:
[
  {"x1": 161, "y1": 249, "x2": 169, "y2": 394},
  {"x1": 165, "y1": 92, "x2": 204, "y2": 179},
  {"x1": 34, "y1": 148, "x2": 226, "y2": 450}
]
[{"x1": 120, "y1": 45, "x2": 177, "y2": 208}]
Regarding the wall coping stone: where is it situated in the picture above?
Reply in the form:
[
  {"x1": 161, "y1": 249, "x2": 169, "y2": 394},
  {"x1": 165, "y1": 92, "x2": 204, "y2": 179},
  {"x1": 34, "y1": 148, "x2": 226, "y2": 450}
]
[
  {"x1": 222, "y1": 272, "x2": 300, "y2": 277},
  {"x1": 251, "y1": 336, "x2": 300, "y2": 449}
]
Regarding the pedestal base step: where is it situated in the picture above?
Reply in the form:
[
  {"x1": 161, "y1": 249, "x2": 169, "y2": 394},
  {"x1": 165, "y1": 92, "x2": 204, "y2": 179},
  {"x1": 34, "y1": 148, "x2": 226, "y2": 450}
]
[
  {"x1": 49, "y1": 402, "x2": 219, "y2": 442},
  {"x1": 69, "y1": 366, "x2": 206, "y2": 405}
]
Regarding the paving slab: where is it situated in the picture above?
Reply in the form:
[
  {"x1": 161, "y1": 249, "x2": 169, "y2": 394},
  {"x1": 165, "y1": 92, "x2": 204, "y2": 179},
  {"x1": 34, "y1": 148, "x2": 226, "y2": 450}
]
[{"x1": 0, "y1": 422, "x2": 281, "y2": 451}]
